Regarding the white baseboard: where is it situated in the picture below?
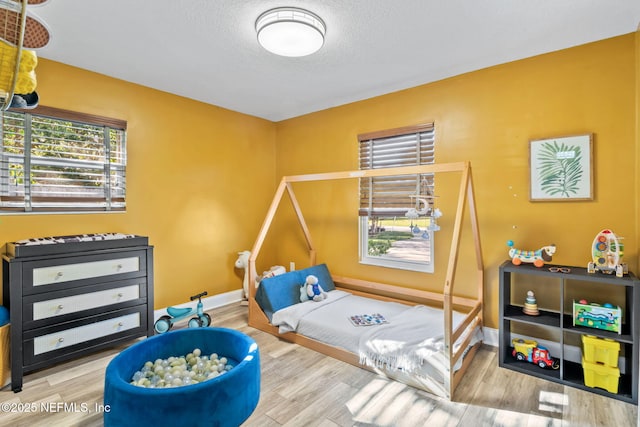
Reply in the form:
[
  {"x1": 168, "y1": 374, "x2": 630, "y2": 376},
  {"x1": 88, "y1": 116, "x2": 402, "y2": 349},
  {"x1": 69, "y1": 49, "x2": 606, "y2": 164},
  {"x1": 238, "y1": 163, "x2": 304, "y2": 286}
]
[
  {"x1": 153, "y1": 289, "x2": 243, "y2": 323},
  {"x1": 483, "y1": 326, "x2": 499, "y2": 347}
]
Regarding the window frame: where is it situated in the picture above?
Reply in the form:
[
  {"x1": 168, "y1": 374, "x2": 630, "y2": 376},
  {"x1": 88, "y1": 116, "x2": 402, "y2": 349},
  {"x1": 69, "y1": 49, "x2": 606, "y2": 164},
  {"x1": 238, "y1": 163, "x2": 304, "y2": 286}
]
[
  {"x1": 0, "y1": 105, "x2": 127, "y2": 214},
  {"x1": 358, "y1": 123, "x2": 435, "y2": 273}
]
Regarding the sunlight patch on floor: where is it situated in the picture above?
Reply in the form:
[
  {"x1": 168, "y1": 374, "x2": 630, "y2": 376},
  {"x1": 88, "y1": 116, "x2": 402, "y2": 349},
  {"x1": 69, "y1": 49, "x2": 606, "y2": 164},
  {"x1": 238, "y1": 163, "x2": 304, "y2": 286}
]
[
  {"x1": 538, "y1": 390, "x2": 569, "y2": 414},
  {"x1": 346, "y1": 378, "x2": 414, "y2": 424},
  {"x1": 343, "y1": 376, "x2": 569, "y2": 426},
  {"x1": 345, "y1": 377, "x2": 388, "y2": 414}
]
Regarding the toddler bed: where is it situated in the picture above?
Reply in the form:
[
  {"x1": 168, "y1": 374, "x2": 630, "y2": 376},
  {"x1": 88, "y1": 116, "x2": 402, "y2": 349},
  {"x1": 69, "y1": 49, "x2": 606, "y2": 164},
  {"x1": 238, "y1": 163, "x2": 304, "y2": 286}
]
[{"x1": 247, "y1": 162, "x2": 484, "y2": 400}]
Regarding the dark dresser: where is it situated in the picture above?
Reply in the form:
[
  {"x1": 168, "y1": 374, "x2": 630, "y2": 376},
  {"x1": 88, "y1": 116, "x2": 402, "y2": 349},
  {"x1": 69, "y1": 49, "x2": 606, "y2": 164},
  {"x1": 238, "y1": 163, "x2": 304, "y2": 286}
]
[{"x1": 2, "y1": 234, "x2": 154, "y2": 392}]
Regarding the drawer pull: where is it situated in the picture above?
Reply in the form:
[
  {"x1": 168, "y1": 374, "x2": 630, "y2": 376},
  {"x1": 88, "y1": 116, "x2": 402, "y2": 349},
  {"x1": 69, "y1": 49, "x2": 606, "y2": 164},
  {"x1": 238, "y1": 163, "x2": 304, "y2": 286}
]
[
  {"x1": 56, "y1": 272, "x2": 64, "y2": 279},
  {"x1": 117, "y1": 322, "x2": 124, "y2": 327},
  {"x1": 117, "y1": 293, "x2": 124, "y2": 298},
  {"x1": 57, "y1": 304, "x2": 64, "y2": 310},
  {"x1": 116, "y1": 264, "x2": 123, "y2": 270},
  {"x1": 58, "y1": 338, "x2": 64, "y2": 343}
]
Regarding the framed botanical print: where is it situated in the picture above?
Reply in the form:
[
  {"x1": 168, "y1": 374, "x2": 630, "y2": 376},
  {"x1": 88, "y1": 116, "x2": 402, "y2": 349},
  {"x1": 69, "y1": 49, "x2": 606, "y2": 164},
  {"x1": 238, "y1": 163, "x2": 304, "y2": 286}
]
[{"x1": 529, "y1": 134, "x2": 593, "y2": 201}]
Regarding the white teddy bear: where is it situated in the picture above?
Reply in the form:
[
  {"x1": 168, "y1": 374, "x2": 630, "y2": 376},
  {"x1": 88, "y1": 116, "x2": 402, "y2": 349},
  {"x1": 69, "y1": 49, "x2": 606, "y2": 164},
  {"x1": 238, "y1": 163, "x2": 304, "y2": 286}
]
[{"x1": 302, "y1": 274, "x2": 327, "y2": 302}]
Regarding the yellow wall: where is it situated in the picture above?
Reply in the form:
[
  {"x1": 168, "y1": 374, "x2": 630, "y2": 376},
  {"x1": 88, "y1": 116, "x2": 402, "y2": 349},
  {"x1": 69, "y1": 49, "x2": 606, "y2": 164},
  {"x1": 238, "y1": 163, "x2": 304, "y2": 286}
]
[
  {"x1": 2, "y1": 34, "x2": 637, "y2": 330},
  {"x1": 1, "y1": 59, "x2": 278, "y2": 309},
  {"x1": 274, "y1": 34, "x2": 638, "y2": 329}
]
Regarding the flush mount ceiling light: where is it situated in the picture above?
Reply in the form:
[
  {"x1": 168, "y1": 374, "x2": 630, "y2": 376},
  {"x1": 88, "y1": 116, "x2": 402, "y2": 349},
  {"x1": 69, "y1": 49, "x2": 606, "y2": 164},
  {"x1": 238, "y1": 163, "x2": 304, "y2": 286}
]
[{"x1": 256, "y1": 7, "x2": 326, "y2": 57}]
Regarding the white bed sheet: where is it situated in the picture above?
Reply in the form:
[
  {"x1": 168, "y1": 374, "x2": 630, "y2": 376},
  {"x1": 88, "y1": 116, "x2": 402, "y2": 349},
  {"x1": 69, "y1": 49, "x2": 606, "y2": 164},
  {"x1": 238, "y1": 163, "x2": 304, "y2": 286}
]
[
  {"x1": 296, "y1": 293, "x2": 411, "y2": 353},
  {"x1": 270, "y1": 289, "x2": 482, "y2": 397}
]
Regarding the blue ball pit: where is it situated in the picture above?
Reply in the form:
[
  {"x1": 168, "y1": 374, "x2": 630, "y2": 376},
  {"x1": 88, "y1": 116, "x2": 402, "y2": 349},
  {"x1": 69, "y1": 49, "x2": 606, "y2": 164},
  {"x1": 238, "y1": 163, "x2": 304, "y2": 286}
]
[{"x1": 104, "y1": 327, "x2": 260, "y2": 427}]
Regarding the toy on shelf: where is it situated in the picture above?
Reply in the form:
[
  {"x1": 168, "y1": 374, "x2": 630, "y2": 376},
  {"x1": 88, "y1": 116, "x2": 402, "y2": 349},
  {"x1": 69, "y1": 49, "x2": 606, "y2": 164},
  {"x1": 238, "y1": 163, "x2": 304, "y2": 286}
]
[
  {"x1": 522, "y1": 290, "x2": 540, "y2": 316},
  {"x1": 573, "y1": 299, "x2": 621, "y2": 334},
  {"x1": 154, "y1": 291, "x2": 211, "y2": 334},
  {"x1": 511, "y1": 338, "x2": 559, "y2": 369},
  {"x1": 587, "y1": 229, "x2": 628, "y2": 277},
  {"x1": 507, "y1": 240, "x2": 556, "y2": 267}
]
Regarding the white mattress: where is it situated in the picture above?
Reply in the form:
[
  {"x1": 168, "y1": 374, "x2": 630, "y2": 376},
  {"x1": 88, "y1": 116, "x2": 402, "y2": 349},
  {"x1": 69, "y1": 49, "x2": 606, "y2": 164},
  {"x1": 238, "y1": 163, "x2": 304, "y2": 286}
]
[
  {"x1": 271, "y1": 289, "x2": 482, "y2": 397},
  {"x1": 298, "y1": 292, "x2": 410, "y2": 353}
]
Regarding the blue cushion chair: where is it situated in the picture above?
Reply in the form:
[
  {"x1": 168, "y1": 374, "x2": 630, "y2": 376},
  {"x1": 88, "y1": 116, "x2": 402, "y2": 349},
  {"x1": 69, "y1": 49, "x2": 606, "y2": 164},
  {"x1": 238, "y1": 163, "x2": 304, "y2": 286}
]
[{"x1": 104, "y1": 327, "x2": 260, "y2": 427}]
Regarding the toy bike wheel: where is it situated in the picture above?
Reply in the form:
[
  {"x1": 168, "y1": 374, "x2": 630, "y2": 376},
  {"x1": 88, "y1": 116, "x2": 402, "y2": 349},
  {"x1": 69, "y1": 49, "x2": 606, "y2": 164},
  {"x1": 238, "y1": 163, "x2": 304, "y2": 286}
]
[
  {"x1": 201, "y1": 313, "x2": 212, "y2": 327},
  {"x1": 154, "y1": 316, "x2": 172, "y2": 334},
  {"x1": 188, "y1": 317, "x2": 203, "y2": 328}
]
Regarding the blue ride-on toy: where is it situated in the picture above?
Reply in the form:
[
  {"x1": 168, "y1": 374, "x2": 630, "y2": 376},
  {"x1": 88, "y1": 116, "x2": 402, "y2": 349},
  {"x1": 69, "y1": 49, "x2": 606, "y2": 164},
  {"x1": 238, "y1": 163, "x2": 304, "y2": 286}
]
[{"x1": 154, "y1": 291, "x2": 211, "y2": 333}]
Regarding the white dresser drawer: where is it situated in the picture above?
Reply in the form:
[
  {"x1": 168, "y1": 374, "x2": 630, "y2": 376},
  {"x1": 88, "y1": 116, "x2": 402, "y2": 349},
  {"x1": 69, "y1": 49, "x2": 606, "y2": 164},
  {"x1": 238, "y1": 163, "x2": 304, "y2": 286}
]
[
  {"x1": 33, "y1": 312, "x2": 141, "y2": 356},
  {"x1": 32, "y1": 284, "x2": 140, "y2": 321},
  {"x1": 32, "y1": 256, "x2": 140, "y2": 287}
]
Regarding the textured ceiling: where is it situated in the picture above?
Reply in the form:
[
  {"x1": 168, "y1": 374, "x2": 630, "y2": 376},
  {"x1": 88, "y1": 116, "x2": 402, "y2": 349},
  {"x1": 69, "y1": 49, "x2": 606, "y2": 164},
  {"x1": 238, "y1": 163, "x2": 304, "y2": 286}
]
[{"x1": 30, "y1": 0, "x2": 640, "y2": 121}]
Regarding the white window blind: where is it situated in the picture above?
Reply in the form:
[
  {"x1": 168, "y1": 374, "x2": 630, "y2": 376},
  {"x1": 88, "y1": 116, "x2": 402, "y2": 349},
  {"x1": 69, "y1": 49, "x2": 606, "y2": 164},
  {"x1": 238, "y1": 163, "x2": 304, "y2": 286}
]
[
  {"x1": 359, "y1": 123, "x2": 435, "y2": 217},
  {"x1": 0, "y1": 106, "x2": 127, "y2": 213}
]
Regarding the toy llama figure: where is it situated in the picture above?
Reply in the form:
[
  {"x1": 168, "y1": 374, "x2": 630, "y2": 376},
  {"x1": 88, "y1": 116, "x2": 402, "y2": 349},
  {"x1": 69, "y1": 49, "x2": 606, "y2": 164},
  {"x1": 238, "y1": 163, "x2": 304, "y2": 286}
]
[
  {"x1": 234, "y1": 250, "x2": 256, "y2": 301},
  {"x1": 234, "y1": 250, "x2": 286, "y2": 302}
]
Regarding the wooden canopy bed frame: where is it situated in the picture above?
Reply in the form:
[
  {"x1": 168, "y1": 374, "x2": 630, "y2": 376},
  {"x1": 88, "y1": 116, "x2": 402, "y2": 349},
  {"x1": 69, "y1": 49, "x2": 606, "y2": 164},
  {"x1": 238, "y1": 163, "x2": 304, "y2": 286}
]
[{"x1": 247, "y1": 161, "x2": 484, "y2": 400}]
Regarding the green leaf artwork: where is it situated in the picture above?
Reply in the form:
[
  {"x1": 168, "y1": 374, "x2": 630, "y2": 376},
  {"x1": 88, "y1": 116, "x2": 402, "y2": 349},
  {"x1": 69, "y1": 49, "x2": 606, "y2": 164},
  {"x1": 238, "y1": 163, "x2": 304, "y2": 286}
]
[{"x1": 536, "y1": 140, "x2": 583, "y2": 198}]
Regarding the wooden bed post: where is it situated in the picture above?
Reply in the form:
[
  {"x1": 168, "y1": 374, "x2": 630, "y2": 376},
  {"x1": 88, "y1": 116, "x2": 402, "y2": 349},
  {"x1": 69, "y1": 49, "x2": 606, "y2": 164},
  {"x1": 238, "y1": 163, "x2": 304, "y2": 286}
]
[
  {"x1": 442, "y1": 162, "x2": 471, "y2": 398},
  {"x1": 248, "y1": 178, "x2": 287, "y2": 302},
  {"x1": 284, "y1": 182, "x2": 317, "y2": 266},
  {"x1": 466, "y1": 165, "x2": 485, "y2": 327}
]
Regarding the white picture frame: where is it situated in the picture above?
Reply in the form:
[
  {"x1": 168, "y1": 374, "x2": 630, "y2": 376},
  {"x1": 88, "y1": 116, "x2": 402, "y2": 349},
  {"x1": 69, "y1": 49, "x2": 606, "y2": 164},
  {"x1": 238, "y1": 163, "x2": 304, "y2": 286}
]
[{"x1": 529, "y1": 134, "x2": 593, "y2": 201}]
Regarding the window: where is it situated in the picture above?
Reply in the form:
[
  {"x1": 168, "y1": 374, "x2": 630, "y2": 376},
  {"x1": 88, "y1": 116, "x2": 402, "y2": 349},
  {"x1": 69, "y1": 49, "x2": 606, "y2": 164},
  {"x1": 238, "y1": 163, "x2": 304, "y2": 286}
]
[
  {"x1": 358, "y1": 123, "x2": 436, "y2": 272},
  {"x1": 0, "y1": 106, "x2": 127, "y2": 213}
]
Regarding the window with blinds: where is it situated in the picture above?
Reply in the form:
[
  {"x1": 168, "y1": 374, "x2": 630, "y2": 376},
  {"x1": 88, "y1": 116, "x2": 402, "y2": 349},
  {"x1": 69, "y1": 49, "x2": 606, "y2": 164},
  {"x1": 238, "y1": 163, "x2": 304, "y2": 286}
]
[
  {"x1": 357, "y1": 123, "x2": 435, "y2": 272},
  {"x1": 359, "y1": 123, "x2": 435, "y2": 216},
  {"x1": 0, "y1": 106, "x2": 127, "y2": 213}
]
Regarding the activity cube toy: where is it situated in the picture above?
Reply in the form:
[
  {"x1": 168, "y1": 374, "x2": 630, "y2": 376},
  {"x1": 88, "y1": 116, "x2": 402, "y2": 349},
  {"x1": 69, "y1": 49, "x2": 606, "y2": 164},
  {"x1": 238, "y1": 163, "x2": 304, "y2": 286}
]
[{"x1": 573, "y1": 300, "x2": 621, "y2": 334}]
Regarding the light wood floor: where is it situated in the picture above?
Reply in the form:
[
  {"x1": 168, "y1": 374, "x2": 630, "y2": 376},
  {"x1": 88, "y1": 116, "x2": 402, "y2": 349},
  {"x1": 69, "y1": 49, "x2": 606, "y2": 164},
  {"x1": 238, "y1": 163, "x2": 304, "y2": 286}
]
[{"x1": 0, "y1": 302, "x2": 637, "y2": 427}]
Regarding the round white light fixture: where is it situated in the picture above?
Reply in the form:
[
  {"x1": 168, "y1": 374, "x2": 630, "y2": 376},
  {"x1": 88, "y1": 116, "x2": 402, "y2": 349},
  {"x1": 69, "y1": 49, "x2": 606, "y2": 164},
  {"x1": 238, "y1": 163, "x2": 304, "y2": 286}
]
[{"x1": 256, "y1": 7, "x2": 326, "y2": 57}]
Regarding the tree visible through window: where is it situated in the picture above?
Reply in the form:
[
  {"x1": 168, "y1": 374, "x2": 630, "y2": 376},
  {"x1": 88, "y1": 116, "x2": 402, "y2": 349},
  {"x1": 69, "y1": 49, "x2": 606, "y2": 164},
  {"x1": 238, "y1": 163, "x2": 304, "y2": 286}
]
[
  {"x1": 0, "y1": 106, "x2": 126, "y2": 213},
  {"x1": 358, "y1": 123, "x2": 435, "y2": 272}
]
